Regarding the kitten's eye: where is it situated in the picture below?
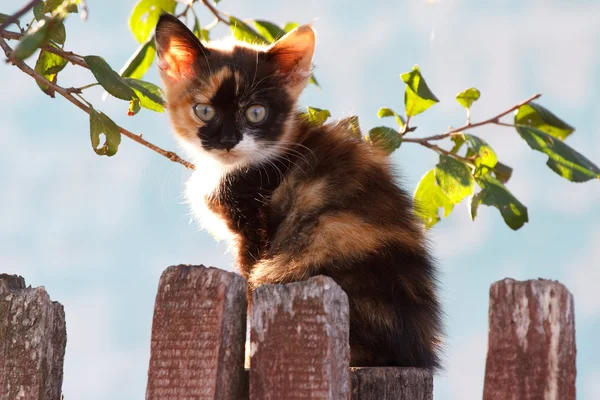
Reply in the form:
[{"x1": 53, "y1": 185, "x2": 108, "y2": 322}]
[
  {"x1": 245, "y1": 105, "x2": 267, "y2": 124},
  {"x1": 193, "y1": 104, "x2": 216, "y2": 122}
]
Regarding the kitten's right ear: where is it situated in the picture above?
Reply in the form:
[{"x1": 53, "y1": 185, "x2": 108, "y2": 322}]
[{"x1": 155, "y1": 14, "x2": 207, "y2": 81}]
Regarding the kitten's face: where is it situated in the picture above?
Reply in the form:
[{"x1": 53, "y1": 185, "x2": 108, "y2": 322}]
[{"x1": 155, "y1": 15, "x2": 315, "y2": 168}]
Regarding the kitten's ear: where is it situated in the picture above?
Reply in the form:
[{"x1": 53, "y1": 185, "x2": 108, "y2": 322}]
[
  {"x1": 268, "y1": 25, "x2": 316, "y2": 95},
  {"x1": 155, "y1": 13, "x2": 208, "y2": 81}
]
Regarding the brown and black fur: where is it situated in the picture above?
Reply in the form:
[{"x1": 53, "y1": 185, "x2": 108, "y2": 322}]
[{"x1": 155, "y1": 14, "x2": 443, "y2": 369}]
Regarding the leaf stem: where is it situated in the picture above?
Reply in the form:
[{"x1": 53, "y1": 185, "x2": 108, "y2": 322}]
[
  {"x1": 493, "y1": 121, "x2": 517, "y2": 128},
  {"x1": 67, "y1": 82, "x2": 99, "y2": 94},
  {"x1": 0, "y1": 35, "x2": 195, "y2": 170},
  {"x1": 401, "y1": 115, "x2": 411, "y2": 135}
]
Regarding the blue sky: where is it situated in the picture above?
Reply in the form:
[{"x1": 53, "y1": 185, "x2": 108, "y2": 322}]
[{"x1": 1, "y1": 0, "x2": 599, "y2": 398}]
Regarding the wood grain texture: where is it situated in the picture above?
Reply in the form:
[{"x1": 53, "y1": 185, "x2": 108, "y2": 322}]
[
  {"x1": 0, "y1": 274, "x2": 66, "y2": 400},
  {"x1": 146, "y1": 265, "x2": 247, "y2": 400},
  {"x1": 484, "y1": 278, "x2": 576, "y2": 400},
  {"x1": 250, "y1": 275, "x2": 350, "y2": 400},
  {"x1": 350, "y1": 367, "x2": 433, "y2": 400}
]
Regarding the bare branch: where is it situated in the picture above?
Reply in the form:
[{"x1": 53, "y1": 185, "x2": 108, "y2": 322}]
[
  {"x1": 0, "y1": 35, "x2": 195, "y2": 170},
  {"x1": 0, "y1": 0, "x2": 42, "y2": 31},
  {"x1": 201, "y1": 0, "x2": 230, "y2": 25},
  {"x1": 402, "y1": 137, "x2": 475, "y2": 166},
  {"x1": 416, "y1": 93, "x2": 542, "y2": 142}
]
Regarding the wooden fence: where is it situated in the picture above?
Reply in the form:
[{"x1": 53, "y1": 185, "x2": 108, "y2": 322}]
[{"x1": 0, "y1": 266, "x2": 576, "y2": 399}]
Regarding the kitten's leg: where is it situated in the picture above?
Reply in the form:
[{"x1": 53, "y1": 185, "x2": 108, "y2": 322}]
[{"x1": 248, "y1": 246, "x2": 442, "y2": 369}]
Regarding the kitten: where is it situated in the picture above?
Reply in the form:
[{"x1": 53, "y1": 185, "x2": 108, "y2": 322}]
[{"x1": 155, "y1": 14, "x2": 443, "y2": 369}]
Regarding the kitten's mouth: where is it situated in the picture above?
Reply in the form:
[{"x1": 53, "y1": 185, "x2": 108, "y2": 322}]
[{"x1": 213, "y1": 150, "x2": 241, "y2": 164}]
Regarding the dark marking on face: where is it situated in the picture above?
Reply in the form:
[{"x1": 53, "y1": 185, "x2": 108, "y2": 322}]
[{"x1": 194, "y1": 48, "x2": 294, "y2": 152}]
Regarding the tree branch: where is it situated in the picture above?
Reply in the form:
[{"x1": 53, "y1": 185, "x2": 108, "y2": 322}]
[
  {"x1": 402, "y1": 137, "x2": 475, "y2": 166},
  {"x1": 416, "y1": 93, "x2": 542, "y2": 142},
  {"x1": 201, "y1": 0, "x2": 230, "y2": 25},
  {"x1": 0, "y1": 35, "x2": 195, "y2": 170},
  {"x1": 1, "y1": 30, "x2": 89, "y2": 68},
  {"x1": 0, "y1": 0, "x2": 42, "y2": 31}
]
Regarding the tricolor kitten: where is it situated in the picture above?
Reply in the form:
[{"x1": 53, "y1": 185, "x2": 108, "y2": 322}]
[{"x1": 155, "y1": 14, "x2": 443, "y2": 368}]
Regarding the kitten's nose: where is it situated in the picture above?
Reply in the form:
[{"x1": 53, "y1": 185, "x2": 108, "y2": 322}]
[{"x1": 220, "y1": 136, "x2": 238, "y2": 151}]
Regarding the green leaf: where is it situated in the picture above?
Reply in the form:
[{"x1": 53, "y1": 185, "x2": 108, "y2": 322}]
[
  {"x1": 34, "y1": 47, "x2": 68, "y2": 97},
  {"x1": 464, "y1": 134, "x2": 498, "y2": 177},
  {"x1": 123, "y1": 77, "x2": 165, "y2": 112},
  {"x1": 119, "y1": 39, "x2": 156, "y2": 79},
  {"x1": 45, "y1": 0, "x2": 78, "y2": 13},
  {"x1": 89, "y1": 107, "x2": 121, "y2": 156},
  {"x1": 304, "y1": 106, "x2": 331, "y2": 126},
  {"x1": 514, "y1": 102, "x2": 575, "y2": 140},
  {"x1": 456, "y1": 87, "x2": 481, "y2": 109},
  {"x1": 340, "y1": 115, "x2": 361, "y2": 140},
  {"x1": 192, "y1": 15, "x2": 210, "y2": 42},
  {"x1": 229, "y1": 16, "x2": 269, "y2": 44},
  {"x1": 471, "y1": 174, "x2": 528, "y2": 230},
  {"x1": 435, "y1": 155, "x2": 474, "y2": 203},
  {"x1": 309, "y1": 73, "x2": 320, "y2": 88},
  {"x1": 12, "y1": 18, "x2": 55, "y2": 61},
  {"x1": 377, "y1": 107, "x2": 405, "y2": 128},
  {"x1": 492, "y1": 162, "x2": 513, "y2": 184},
  {"x1": 366, "y1": 126, "x2": 402, "y2": 154},
  {"x1": 450, "y1": 134, "x2": 466, "y2": 154},
  {"x1": 48, "y1": 20, "x2": 66, "y2": 45},
  {"x1": 253, "y1": 20, "x2": 285, "y2": 42},
  {"x1": 283, "y1": 22, "x2": 299, "y2": 33},
  {"x1": 129, "y1": 0, "x2": 176, "y2": 44},
  {"x1": 516, "y1": 126, "x2": 600, "y2": 182},
  {"x1": 400, "y1": 65, "x2": 439, "y2": 117},
  {"x1": 84, "y1": 55, "x2": 137, "y2": 101},
  {"x1": 33, "y1": 3, "x2": 46, "y2": 20},
  {"x1": 414, "y1": 169, "x2": 454, "y2": 229}
]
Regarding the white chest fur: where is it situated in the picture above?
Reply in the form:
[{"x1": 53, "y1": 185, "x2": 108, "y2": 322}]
[{"x1": 184, "y1": 161, "x2": 239, "y2": 250}]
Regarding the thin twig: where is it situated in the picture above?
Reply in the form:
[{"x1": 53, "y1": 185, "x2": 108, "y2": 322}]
[
  {"x1": 402, "y1": 137, "x2": 475, "y2": 166},
  {"x1": 0, "y1": 35, "x2": 195, "y2": 170},
  {"x1": 415, "y1": 93, "x2": 541, "y2": 142},
  {"x1": 201, "y1": 0, "x2": 230, "y2": 24},
  {"x1": 0, "y1": 0, "x2": 42, "y2": 31},
  {"x1": 175, "y1": 4, "x2": 192, "y2": 18},
  {"x1": 1, "y1": 30, "x2": 89, "y2": 69},
  {"x1": 66, "y1": 82, "x2": 98, "y2": 94}
]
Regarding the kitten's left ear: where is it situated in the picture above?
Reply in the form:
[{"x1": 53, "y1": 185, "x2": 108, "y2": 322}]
[
  {"x1": 155, "y1": 13, "x2": 208, "y2": 81},
  {"x1": 267, "y1": 25, "x2": 316, "y2": 96}
]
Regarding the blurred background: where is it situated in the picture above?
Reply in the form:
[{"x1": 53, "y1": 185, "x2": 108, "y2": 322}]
[{"x1": 1, "y1": 0, "x2": 599, "y2": 398}]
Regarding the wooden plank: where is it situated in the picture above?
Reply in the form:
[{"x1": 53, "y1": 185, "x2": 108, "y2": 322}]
[
  {"x1": 146, "y1": 265, "x2": 247, "y2": 400},
  {"x1": 0, "y1": 274, "x2": 66, "y2": 400},
  {"x1": 483, "y1": 278, "x2": 576, "y2": 400},
  {"x1": 350, "y1": 367, "x2": 433, "y2": 400},
  {"x1": 249, "y1": 276, "x2": 350, "y2": 400}
]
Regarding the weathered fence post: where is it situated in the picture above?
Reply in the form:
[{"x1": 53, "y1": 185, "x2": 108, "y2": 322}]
[
  {"x1": 0, "y1": 274, "x2": 66, "y2": 400},
  {"x1": 250, "y1": 276, "x2": 350, "y2": 399},
  {"x1": 483, "y1": 278, "x2": 576, "y2": 400},
  {"x1": 350, "y1": 367, "x2": 433, "y2": 400},
  {"x1": 146, "y1": 265, "x2": 247, "y2": 400}
]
